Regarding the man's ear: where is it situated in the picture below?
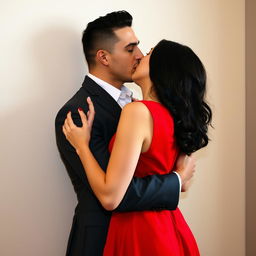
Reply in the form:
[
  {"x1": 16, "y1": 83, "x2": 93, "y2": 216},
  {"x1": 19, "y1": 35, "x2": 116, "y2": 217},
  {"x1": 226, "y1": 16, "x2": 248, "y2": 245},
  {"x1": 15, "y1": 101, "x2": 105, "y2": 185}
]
[{"x1": 96, "y1": 50, "x2": 109, "y2": 66}]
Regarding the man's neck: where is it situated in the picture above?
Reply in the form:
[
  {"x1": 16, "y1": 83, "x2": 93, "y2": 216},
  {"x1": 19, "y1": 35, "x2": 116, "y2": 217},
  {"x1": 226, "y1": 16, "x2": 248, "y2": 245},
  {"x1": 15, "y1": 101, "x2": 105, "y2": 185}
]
[{"x1": 89, "y1": 70, "x2": 123, "y2": 90}]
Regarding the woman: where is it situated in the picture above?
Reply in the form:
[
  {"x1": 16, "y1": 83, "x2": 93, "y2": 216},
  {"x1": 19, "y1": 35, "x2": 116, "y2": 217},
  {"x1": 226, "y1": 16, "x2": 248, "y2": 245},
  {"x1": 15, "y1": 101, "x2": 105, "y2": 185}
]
[{"x1": 63, "y1": 40, "x2": 212, "y2": 255}]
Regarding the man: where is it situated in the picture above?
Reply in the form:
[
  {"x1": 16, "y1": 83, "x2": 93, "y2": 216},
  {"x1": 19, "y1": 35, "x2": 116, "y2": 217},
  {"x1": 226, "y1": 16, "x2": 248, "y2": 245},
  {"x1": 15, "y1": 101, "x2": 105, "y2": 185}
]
[{"x1": 55, "y1": 10, "x2": 195, "y2": 256}]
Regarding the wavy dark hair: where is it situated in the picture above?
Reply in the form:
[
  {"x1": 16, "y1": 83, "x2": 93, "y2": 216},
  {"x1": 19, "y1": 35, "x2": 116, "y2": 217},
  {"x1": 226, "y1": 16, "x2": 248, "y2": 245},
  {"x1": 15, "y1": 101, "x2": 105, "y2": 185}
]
[{"x1": 149, "y1": 40, "x2": 212, "y2": 155}]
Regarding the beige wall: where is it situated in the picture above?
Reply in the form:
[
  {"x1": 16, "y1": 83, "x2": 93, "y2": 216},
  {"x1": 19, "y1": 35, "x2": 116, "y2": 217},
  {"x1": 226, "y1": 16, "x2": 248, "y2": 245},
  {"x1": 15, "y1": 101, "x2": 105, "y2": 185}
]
[
  {"x1": 0, "y1": 1, "x2": 245, "y2": 255},
  {"x1": 246, "y1": 0, "x2": 256, "y2": 255}
]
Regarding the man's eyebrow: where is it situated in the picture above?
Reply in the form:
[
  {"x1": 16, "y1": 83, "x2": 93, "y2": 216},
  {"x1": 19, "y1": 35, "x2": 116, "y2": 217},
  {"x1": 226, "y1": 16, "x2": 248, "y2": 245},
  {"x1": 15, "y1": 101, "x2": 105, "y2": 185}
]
[{"x1": 124, "y1": 40, "x2": 140, "y2": 48}]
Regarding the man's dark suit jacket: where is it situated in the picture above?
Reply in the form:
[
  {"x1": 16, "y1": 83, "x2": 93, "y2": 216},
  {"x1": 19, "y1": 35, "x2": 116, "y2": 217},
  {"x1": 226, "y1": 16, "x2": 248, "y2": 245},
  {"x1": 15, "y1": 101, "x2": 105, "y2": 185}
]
[{"x1": 55, "y1": 76, "x2": 180, "y2": 256}]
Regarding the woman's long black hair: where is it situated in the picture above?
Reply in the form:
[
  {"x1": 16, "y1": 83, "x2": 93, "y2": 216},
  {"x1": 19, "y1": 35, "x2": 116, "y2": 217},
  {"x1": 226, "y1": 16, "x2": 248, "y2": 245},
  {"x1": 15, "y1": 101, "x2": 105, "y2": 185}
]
[{"x1": 150, "y1": 40, "x2": 212, "y2": 155}]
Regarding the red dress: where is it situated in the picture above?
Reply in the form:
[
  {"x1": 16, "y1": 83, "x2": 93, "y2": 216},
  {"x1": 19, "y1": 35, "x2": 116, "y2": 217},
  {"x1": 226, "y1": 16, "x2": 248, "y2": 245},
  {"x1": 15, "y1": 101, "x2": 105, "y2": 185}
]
[{"x1": 103, "y1": 100, "x2": 200, "y2": 256}]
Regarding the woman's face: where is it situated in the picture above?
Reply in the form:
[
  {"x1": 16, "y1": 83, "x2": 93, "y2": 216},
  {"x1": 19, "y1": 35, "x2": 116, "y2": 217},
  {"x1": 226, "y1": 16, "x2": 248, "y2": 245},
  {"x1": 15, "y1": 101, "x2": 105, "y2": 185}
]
[{"x1": 131, "y1": 48, "x2": 153, "y2": 85}]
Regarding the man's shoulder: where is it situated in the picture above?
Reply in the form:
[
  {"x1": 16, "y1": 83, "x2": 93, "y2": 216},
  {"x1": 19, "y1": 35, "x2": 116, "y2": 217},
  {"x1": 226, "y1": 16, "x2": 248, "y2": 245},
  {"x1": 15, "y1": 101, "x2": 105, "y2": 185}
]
[{"x1": 55, "y1": 87, "x2": 87, "y2": 122}]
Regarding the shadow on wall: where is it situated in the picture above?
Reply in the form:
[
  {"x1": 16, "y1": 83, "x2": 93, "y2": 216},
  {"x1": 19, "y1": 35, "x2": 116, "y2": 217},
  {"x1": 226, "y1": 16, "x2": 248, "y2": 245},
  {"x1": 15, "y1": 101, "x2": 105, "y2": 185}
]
[{"x1": 1, "y1": 25, "x2": 87, "y2": 256}]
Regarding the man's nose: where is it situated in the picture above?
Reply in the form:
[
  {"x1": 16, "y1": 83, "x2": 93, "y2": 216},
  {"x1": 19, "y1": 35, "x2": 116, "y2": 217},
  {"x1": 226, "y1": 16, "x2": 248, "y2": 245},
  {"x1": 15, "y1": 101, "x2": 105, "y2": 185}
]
[{"x1": 135, "y1": 47, "x2": 144, "y2": 60}]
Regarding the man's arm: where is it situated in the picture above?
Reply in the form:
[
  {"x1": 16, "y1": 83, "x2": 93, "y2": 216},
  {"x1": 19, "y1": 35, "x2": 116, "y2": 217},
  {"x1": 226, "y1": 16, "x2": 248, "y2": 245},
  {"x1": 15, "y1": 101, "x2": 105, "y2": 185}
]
[
  {"x1": 116, "y1": 173, "x2": 180, "y2": 211},
  {"x1": 116, "y1": 154, "x2": 196, "y2": 212}
]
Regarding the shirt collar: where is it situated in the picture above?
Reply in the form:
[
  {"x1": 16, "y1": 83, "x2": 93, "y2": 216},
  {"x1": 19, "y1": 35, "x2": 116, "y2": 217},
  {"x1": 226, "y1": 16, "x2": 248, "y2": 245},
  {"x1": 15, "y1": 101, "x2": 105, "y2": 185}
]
[{"x1": 88, "y1": 73, "x2": 132, "y2": 102}]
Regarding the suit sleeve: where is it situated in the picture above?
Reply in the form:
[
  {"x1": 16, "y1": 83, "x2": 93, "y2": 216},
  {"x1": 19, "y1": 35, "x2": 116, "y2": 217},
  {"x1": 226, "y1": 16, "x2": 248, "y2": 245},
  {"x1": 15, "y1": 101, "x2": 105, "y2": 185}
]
[
  {"x1": 56, "y1": 108, "x2": 180, "y2": 212},
  {"x1": 116, "y1": 173, "x2": 180, "y2": 212}
]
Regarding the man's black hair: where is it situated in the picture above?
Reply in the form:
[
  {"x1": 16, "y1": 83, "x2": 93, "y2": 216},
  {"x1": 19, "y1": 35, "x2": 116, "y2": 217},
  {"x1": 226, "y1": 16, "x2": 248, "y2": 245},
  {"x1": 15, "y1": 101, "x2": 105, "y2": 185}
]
[{"x1": 82, "y1": 11, "x2": 133, "y2": 67}]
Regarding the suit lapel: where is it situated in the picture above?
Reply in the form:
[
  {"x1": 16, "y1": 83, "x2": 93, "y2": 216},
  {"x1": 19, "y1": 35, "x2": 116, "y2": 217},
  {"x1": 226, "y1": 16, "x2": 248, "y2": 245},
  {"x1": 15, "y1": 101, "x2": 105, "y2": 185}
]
[{"x1": 82, "y1": 76, "x2": 122, "y2": 119}]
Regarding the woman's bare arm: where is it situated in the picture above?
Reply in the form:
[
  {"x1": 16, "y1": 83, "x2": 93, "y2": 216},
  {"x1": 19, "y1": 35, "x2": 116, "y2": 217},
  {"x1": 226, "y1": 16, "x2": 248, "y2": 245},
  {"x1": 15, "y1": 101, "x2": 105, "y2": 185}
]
[{"x1": 63, "y1": 101, "x2": 150, "y2": 210}]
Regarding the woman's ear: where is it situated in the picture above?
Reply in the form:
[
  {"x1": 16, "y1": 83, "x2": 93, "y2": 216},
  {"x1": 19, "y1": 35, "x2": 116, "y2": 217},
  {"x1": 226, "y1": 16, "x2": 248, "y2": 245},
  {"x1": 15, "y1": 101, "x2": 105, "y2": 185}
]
[{"x1": 96, "y1": 50, "x2": 109, "y2": 66}]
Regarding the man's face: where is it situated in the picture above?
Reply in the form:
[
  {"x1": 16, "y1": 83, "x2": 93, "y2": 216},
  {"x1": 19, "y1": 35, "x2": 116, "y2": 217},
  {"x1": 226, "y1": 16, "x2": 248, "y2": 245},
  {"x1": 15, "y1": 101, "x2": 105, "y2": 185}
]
[{"x1": 107, "y1": 27, "x2": 143, "y2": 83}]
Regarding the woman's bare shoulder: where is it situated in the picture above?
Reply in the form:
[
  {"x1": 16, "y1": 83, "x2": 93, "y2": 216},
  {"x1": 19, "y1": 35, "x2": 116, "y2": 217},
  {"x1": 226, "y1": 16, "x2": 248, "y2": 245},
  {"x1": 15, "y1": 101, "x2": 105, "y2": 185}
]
[{"x1": 121, "y1": 101, "x2": 150, "y2": 119}]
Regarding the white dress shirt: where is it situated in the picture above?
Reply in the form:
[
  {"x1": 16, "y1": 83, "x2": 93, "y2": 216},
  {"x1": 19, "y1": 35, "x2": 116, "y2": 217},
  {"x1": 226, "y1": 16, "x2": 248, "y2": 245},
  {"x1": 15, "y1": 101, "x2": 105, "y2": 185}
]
[
  {"x1": 87, "y1": 73, "x2": 181, "y2": 192},
  {"x1": 88, "y1": 73, "x2": 133, "y2": 107}
]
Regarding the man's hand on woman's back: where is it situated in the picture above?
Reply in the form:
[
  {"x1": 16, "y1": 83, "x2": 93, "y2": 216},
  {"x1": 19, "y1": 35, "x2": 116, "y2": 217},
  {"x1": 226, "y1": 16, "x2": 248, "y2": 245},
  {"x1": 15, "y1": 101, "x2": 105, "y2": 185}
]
[{"x1": 175, "y1": 153, "x2": 196, "y2": 192}]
